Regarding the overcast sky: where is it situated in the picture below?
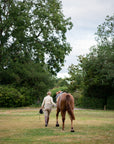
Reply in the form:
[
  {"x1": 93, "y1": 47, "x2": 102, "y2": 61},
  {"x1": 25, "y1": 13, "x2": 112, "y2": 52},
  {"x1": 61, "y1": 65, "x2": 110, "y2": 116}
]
[{"x1": 57, "y1": 0, "x2": 114, "y2": 78}]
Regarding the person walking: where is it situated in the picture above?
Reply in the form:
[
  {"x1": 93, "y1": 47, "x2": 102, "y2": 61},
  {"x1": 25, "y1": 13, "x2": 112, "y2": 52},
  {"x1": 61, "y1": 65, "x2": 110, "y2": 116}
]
[{"x1": 41, "y1": 91, "x2": 56, "y2": 127}]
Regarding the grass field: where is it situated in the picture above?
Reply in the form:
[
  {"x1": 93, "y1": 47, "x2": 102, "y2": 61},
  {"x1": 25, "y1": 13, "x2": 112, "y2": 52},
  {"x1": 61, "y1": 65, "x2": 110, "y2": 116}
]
[{"x1": 0, "y1": 107, "x2": 114, "y2": 144}]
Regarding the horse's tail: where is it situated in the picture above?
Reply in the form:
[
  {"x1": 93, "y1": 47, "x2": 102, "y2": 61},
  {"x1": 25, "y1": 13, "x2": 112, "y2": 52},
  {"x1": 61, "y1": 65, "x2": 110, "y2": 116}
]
[{"x1": 66, "y1": 94, "x2": 75, "y2": 120}]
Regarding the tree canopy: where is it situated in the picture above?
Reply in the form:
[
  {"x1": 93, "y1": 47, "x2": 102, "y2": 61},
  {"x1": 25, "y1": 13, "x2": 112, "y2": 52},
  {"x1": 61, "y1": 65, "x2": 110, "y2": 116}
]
[{"x1": 0, "y1": 0, "x2": 73, "y2": 74}]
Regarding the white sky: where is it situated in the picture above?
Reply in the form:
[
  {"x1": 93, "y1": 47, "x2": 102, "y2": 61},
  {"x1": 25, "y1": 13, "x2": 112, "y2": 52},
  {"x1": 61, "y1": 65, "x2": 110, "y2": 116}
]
[{"x1": 57, "y1": 0, "x2": 114, "y2": 78}]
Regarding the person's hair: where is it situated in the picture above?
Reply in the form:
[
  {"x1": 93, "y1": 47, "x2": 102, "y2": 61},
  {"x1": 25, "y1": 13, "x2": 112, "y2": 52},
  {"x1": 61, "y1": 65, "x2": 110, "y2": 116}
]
[{"x1": 47, "y1": 91, "x2": 51, "y2": 95}]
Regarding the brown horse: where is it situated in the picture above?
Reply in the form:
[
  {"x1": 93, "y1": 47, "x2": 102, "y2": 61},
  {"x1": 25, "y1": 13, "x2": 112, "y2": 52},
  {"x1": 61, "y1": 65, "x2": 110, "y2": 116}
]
[{"x1": 56, "y1": 92, "x2": 75, "y2": 132}]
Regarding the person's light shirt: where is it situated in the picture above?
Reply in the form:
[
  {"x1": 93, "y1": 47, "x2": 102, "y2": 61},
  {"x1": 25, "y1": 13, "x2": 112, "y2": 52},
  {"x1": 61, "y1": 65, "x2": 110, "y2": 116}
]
[{"x1": 42, "y1": 95, "x2": 56, "y2": 107}]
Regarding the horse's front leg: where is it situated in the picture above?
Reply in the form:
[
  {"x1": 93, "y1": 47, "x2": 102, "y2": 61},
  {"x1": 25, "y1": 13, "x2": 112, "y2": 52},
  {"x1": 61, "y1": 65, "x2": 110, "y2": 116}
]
[
  {"x1": 56, "y1": 108, "x2": 60, "y2": 127},
  {"x1": 71, "y1": 119, "x2": 75, "y2": 132}
]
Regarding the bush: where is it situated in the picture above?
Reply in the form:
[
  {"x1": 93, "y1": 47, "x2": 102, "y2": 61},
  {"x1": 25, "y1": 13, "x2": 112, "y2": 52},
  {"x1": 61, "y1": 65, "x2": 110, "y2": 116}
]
[
  {"x1": 0, "y1": 62, "x2": 54, "y2": 105},
  {"x1": 76, "y1": 94, "x2": 114, "y2": 110},
  {"x1": 77, "y1": 96, "x2": 104, "y2": 109},
  {"x1": 17, "y1": 87, "x2": 33, "y2": 106},
  {"x1": 71, "y1": 91, "x2": 82, "y2": 106},
  {"x1": 0, "y1": 86, "x2": 25, "y2": 107},
  {"x1": 107, "y1": 95, "x2": 114, "y2": 110}
]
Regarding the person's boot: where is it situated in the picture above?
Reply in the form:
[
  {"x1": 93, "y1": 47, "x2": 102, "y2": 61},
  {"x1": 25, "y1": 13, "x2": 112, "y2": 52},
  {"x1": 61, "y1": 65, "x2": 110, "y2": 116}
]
[{"x1": 45, "y1": 116, "x2": 48, "y2": 127}]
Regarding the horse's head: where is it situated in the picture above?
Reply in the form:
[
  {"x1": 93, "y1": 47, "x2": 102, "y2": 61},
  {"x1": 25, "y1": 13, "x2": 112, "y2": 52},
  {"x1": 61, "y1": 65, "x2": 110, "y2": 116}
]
[{"x1": 56, "y1": 91, "x2": 62, "y2": 95}]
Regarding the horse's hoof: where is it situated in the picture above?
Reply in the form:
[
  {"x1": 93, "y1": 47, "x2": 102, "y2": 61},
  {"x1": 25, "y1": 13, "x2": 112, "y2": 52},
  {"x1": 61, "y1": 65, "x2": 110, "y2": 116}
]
[
  {"x1": 71, "y1": 129, "x2": 75, "y2": 132},
  {"x1": 56, "y1": 124, "x2": 59, "y2": 127}
]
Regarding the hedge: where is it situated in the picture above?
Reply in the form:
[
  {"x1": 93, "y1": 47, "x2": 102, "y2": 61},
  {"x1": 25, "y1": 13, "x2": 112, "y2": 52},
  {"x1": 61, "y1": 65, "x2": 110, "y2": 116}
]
[
  {"x1": 0, "y1": 86, "x2": 25, "y2": 107},
  {"x1": 76, "y1": 95, "x2": 114, "y2": 110},
  {"x1": 107, "y1": 95, "x2": 114, "y2": 110},
  {"x1": 77, "y1": 96, "x2": 104, "y2": 109}
]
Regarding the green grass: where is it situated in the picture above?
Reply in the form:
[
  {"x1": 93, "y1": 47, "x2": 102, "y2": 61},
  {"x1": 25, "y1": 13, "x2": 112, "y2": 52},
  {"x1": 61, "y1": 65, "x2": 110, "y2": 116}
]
[{"x1": 0, "y1": 108, "x2": 114, "y2": 144}]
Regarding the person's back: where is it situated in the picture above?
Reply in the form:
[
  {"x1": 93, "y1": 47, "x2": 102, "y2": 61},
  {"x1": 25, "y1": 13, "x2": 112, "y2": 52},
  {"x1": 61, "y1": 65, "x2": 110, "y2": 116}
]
[
  {"x1": 42, "y1": 95, "x2": 55, "y2": 108},
  {"x1": 41, "y1": 91, "x2": 56, "y2": 127}
]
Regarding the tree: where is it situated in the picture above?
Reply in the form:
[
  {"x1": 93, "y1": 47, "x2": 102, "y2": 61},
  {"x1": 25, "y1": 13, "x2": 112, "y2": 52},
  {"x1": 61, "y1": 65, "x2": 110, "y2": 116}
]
[
  {"x1": 68, "y1": 15, "x2": 114, "y2": 109},
  {"x1": 0, "y1": 61, "x2": 54, "y2": 103},
  {"x1": 80, "y1": 15, "x2": 114, "y2": 109},
  {"x1": 0, "y1": 0, "x2": 73, "y2": 74},
  {"x1": 95, "y1": 15, "x2": 114, "y2": 46},
  {"x1": 0, "y1": 0, "x2": 73, "y2": 106},
  {"x1": 67, "y1": 64, "x2": 83, "y2": 92},
  {"x1": 53, "y1": 77, "x2": 68, "y2": 87}
]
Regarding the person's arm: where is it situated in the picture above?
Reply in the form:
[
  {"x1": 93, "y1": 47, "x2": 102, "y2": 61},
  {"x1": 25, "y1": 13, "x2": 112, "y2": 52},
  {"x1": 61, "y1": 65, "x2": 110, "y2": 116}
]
[{"x1": 50, "y1": 97, "x2": 56, "y2": 107}]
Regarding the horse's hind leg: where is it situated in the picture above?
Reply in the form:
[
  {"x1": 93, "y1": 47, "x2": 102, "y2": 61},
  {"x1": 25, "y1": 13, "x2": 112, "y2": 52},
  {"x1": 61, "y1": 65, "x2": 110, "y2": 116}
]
[
  {"x1": 61, "y1": 111, "x2": 66, "y2": 130},
  {"x1": 56, "y1": 108, "x2": 60, "y2": 127},
  {"x1": 71, "y1": 119, "x2": 75, "y2": 132}
]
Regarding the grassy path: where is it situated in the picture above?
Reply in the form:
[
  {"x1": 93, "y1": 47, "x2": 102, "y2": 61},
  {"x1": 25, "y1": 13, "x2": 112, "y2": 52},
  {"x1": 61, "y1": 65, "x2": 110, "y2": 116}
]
[{"x1": 0, "y1": 108, "x2": 114, "y2": 144}]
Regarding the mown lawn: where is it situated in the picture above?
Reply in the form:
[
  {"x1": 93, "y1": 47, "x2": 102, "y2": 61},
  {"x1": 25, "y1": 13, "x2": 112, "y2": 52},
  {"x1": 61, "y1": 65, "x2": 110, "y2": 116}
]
[{"x1": 0, "y1": 107, "x2": 114, "y2": 144}]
